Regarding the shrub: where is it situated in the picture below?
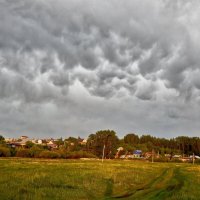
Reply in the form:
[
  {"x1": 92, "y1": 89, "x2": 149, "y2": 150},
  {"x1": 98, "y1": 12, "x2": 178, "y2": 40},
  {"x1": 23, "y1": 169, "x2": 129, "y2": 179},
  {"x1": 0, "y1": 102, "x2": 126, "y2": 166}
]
[
  {"x1": 169, "y1": 158, "x2": 182, "y2": 163},
  {"x1": 153, "y1": 157, "x2": 169, "y2": 162},
  {"x1": 61, "y1": 150, "x2": 96, "y2": 159},
  {"x1": 25, "y1": 141, "x2": 34, "y2": 148},
  {"x1": 71, "y1": 151, "x2": 83, "y2": 159},
  {"x1": 16, "y1": 149, "x2": 30, "y2": 157},
  {"x1": 39, "y1": 151, "x2": 61, "y2": 159},
  {"x1": 29, "y1": 146, "x2": 43, "y2": 158},
  {"x1": 81, "y1": 151, "x2": 96, "y2": 158},
  {"x1": 0, "y1": 146, "x2": 11, "y2": 157},
  {"x1": 195, "y1": 159, "x2": 200, "y2": 164},
  {"x1": 10, "y1": 148, "x2": 17, "y2": 157}
]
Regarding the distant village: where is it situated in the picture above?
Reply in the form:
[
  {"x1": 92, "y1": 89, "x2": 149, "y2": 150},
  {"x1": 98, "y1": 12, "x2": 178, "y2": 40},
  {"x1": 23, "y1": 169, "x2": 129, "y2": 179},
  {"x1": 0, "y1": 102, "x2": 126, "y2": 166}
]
[
  {"x1": 2, "y1": 133, "x2": 200, "y2": 163},
  {"x1": 5, "y1": 135, "x2": 87, "y2": 150}
]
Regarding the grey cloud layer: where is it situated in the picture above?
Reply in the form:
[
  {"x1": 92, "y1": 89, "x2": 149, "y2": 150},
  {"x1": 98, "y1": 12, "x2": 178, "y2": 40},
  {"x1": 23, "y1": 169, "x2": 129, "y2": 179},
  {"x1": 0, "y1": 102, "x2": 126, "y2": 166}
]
[
  {"x1": 1, "y1": 0, "x2": 200, "y2": 102},
  {"x1": 0, "y1": 0, "x2": 200, "y2": 137}
]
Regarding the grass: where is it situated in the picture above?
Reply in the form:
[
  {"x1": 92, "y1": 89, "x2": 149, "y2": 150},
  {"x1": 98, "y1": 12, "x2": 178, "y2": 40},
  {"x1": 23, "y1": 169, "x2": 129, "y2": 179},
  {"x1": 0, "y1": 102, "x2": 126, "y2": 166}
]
[{"x1": 0, "y1": 158, "x2": 200, "y2": 200}]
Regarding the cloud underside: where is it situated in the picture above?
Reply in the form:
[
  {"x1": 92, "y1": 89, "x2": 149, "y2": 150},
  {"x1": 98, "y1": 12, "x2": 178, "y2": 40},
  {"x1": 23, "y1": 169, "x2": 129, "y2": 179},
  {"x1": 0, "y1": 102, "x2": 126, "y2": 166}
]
[{"x1": 0, "y1": 0, "x2": 200, "y2": 138}]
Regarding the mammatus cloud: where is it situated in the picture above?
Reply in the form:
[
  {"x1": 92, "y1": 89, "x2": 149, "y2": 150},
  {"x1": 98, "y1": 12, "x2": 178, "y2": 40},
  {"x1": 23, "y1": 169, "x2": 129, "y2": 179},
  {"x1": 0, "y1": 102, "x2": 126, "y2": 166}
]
[{"x1": 0, "y1": 0, "x2": 200, "y2": 138}]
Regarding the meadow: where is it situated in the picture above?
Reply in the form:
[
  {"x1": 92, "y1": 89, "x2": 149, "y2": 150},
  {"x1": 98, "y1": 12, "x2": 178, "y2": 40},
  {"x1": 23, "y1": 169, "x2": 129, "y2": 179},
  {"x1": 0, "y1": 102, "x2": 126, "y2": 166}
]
[{"x1": 0, "y1": 158, "x2": 200, "y2": 200}]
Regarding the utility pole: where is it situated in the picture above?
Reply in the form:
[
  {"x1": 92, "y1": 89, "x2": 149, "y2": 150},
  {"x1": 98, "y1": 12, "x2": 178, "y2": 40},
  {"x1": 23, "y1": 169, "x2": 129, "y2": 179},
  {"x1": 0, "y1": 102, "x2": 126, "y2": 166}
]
[
  {"x1": 193, "y1": 153, "x2": 195, "y2": 165},
  {"x1": 102, "y1": 134, "x2": 111, "y2": 163},
  {"x1": 152, "y1": 149, "x2": 154, "y2": 163},
  {"x1": 102, "y1": 144, "x2": 105, "y2": 163}
]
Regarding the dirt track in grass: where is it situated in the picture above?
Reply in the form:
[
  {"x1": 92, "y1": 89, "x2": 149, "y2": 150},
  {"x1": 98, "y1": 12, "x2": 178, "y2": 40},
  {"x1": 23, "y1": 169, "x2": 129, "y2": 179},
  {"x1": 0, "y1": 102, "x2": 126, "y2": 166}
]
[{"x1": 0, "y1": 158, "x2": 200, "y2": 200}]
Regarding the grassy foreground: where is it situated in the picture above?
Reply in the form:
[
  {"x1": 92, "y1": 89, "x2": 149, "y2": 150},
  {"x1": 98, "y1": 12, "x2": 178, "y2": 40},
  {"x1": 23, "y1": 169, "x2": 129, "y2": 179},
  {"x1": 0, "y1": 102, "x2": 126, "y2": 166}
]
[{"x1": 0, "y1": 158, "x2": 200, "y2": 200}]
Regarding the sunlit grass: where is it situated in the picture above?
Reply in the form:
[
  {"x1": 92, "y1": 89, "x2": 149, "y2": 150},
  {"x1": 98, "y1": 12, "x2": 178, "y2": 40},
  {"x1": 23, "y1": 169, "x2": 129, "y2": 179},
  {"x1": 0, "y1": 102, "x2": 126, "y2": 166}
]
[{"x1": 0, "y1": 158, "x2": 200, "y2": 200}]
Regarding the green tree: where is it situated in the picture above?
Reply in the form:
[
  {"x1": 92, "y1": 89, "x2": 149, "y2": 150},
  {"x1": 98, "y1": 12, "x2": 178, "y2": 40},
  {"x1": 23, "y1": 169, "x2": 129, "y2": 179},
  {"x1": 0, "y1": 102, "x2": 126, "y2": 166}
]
[
  {"x1": 64, "y1": 137, "x2": 81, "y2": 151},
  {"x1": 0, "y1": 135, "x2": 5, "y2": 144},
  {"x1": 16, "y1": 149, "x2": 30, "y2": 157},
  {"x1": 29, "y1": 146, "x2": 43, "y2": 158},
  {"x1": 0, "y1": 146, "x2": 11, "y2": 157},
  {"x1": 55, "y1": 137, "x2": 64, "y2": 147},
  {"x1": 87, "y1": 130, "x2": 119, "y2": 158},
  {"x1": 26, "y1": 141, "x2": 34, "y2": 148},
  {"x1": 124, "y1": 133, "x2": 139, "y2": 146}
]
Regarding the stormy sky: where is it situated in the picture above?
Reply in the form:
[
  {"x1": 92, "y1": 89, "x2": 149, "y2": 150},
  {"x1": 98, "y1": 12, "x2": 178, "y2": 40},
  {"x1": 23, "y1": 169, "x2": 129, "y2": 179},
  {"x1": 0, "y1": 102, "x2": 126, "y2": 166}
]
[{"x1": 0, "y1": 0, "x2": 200, "y2": 139}]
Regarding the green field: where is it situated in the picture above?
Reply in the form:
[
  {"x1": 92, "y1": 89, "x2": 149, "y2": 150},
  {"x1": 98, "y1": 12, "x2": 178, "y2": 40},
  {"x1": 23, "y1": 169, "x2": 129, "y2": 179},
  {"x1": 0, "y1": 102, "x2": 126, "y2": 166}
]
[{"x1": 0, "y1": 158, "x2": 200, "y2": 200}]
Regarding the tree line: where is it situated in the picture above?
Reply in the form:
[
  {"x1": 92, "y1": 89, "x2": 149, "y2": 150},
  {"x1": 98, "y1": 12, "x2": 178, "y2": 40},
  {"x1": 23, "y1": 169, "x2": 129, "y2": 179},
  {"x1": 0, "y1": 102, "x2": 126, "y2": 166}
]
[
  {"x1": 0, "y1": 131, "x2": 200, "y2": 158},
  {"x1": 86, "y1": 130, "x2": 200, "y2": 158}
]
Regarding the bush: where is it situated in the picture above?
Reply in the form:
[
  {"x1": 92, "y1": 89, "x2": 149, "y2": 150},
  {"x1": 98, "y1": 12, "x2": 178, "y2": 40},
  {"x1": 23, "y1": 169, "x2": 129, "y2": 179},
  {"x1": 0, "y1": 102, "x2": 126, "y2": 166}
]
[
  {"x1": 10, "y1": 148, "x2": 17, "y2": 157},
  {"x1": 25, "y1": 141, "x2": 34, "y2": 148},
  {"x1": 29, "y1": 146, "x2": 43, "y2": 158},
  {"x1": 10, "y1": 147, "x2": 96, "y2": 159},
  {"x1": 0, "y1": 146, "x2": 11, "y2": 157},
  {"x1": 16, "y1": 149, "x2": 30, "y2": 157},
  {"x1": 70, "y1": 151, "x2": 82, "y2": 159},
  {"x1": 39, "y1": 151, "x2": 61, "y2": 159},
  {"x1": 169, "y1": 158, "x2": 182, "y2": 163},
  {"x1": 81, "y1": 151, "x2": 96, "y2": 158},
  {"x1": 61, "y1": 150, "x2": 96, "y2": 159},
  {"x1": 153, "y1": 157, "x2": 169, "y2": 162},
  {"x1": 195, "y1": 159, "x2": 200, "y2": 164}
]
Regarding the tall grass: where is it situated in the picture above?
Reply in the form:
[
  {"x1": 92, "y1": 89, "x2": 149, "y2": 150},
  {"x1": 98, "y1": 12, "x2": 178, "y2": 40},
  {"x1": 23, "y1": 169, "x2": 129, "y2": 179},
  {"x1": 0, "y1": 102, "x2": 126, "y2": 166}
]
[{"x1": 0, "y1": 158, "x2": 200, "y2": 200}]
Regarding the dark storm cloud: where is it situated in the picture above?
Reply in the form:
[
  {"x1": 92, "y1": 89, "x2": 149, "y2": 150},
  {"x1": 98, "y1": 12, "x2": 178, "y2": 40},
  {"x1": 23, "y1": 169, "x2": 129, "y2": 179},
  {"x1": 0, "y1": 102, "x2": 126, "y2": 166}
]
[
  {"x1": 1, "y1": 0, "x2": 200, "y2": 101},
  {"x1": 1, "y1": 0, "x2": 200, "y2": 138}
]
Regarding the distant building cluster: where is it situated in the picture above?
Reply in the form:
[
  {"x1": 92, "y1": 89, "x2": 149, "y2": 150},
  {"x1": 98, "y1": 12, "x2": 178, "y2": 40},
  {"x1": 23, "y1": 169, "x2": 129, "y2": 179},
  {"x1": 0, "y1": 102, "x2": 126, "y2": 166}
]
[
  {"x1": 116, "y1": 147, "x2": 200, "y2": 162},
  {"x1": 2, "y1": 132, "x2": 200, "y2": 163},
  {"x1": 5, "y1": 136, "x2": 87, "y2": 150}
]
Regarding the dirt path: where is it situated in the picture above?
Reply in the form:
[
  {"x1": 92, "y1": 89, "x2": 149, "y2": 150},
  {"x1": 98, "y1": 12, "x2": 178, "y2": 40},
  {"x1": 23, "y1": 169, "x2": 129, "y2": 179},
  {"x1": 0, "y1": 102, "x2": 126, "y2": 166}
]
[{"x1": 105, "y1": 166, "x2": 185, "y2": 200}]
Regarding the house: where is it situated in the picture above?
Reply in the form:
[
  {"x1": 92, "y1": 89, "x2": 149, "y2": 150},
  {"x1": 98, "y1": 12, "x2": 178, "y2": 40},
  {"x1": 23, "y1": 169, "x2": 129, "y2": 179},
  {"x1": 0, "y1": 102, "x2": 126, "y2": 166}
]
[
  {"x1": 7, "y1": 141, "x2": 27, "y2": 148},
  {"x1": 6, "y1": 135, "x2": 31, "y2": 148},
  {"x1": 127, "y1": 155, "x2": 135, "y2": 159},
  {"x1": 47, "y1": 143, "x2": 58, "y2": 149},
  {"x1": 7, "y1": 142, "x2": 24, "y2": 148},
  {"x1": 173, "y1": 155, "x2": 182, "y2": 159},
  {"x1": 47, "y1": 141, "x2": 58, "y2": 149},
  {"x1": 189, "y1": 155, "x2": 200, "y2": 160},
  {"x1": 144, "y1": 151, "x2": 159, "y2": 159},
  {"x1": 115, "y1": 147, "x2": 124, "y2": 158},
  {"x1": 20, "y1": 136, "x2": 29, "y2": 140},
  {"x1": 119, "y1": 155, "x2": 126, "y2": 159},
  {"x1": 181, "y1": 157, "x2": 190, "y2": 162},
  {"x1": 144, "y1": 152, "x2": 153, "y2": 158},
  {"x1": 5, "y1": 138, "x2": 14, "y2": 142},
  {"x1": 194, "y1": 155, "x2": 200, "y2": 159},
  {"x1": 133, "y1": 150, "x2": 142, "y2": 158},
  {"x1": 79, "y1": 139, "x2": 87, "y2": 145},
  {"x1": 37, "y1": 139, "x2": 43, "y2": 144}
]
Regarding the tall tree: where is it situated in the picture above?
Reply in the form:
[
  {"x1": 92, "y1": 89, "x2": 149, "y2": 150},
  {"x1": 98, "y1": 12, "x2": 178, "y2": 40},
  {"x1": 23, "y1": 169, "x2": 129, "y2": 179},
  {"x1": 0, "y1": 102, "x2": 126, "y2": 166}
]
[
  {"x1": 124, "y1": 133, "x2": 139, "y2": 145},
  {"x1": 87, "y1": 130, "x2": 119, "y2": 158},
  {"x1": 0, "y1": 135, "x2": 5, "y2": 144}
]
